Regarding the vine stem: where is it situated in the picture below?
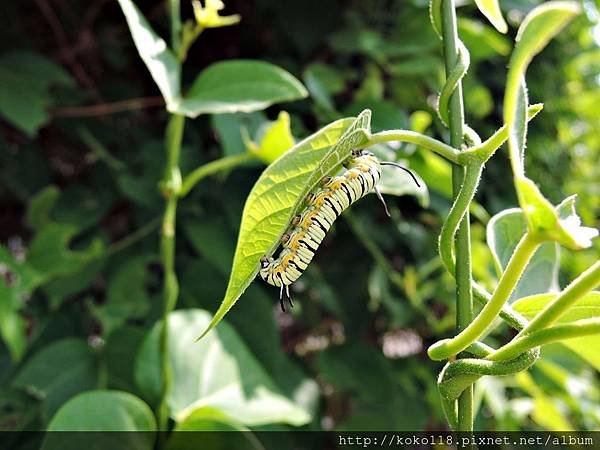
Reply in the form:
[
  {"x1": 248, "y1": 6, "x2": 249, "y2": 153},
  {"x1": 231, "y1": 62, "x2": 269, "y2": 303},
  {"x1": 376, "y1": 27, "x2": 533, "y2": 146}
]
[
  {"x1": 519, "y1": 260, "x2": 600, "y2": 334},
  {"x1": 429, "y1": 232, "x2": 540, "y2": 360},
  {"x1": 157, "y1": 113, "x2": 185, "y2": 432},
  {"x1": 440, "y1": 0, "x2": 473, "y2": 432},
  {"x1": 179, "y1": 152, "x2": 256, "y2": 197},
  {"x1": 488, "y1": 260, "x2": 600, "y2": 361},
  {"x1": 365, "y1": 130, "x2": 459, "y2": 163}
]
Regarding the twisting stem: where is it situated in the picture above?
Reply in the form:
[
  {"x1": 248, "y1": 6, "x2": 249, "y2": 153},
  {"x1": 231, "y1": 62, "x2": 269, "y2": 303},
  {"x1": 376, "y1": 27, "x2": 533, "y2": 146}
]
[
  {"x1": 429, "y1": 233, "x2": 540, "y2": 360},
  {"x1": 488, "y1": 318, "x2": 600, "y2": 362},
  {"x1": 157, "y1": 114, "x2": 185, "y2": 431},
  {"x1": 488, "y1": 261, "x2": 600, "y2": 361},
  {"x1": 521, "y1": 260, "x2": 600, "y2": 334},
  {"x1": 440, "y1": 0, "x2": 473, "y2": 432}
]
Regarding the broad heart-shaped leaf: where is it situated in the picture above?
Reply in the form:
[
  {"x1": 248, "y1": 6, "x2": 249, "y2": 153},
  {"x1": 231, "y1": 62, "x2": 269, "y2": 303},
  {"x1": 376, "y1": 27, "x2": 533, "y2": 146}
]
[
  {"x1": 474, "y1": 0, "x2": 507, "y2": 33},
  {"x1": 134, "y1": 309, "x2": 311, "y2": 426},
  {"x1": 200, "y1": 110, "x2": 372, "y2": 338},
  {"x1": 504, "y1": 2, "x2": 580, "y2": 176},
  {"x1": 172, "y1": 60, "x2": 308, "y2": 117},
  {"x1": 513, "y1": 292, "x2": 600, "y2": 371},
  {"x1": 487, "y1": 208, "x2": 559, "y2": 302},
  {"x1": 44, "y1": 391, "x2": 156, "y2": 450},
  {"x1": 117, "y1": 0, "x2": 181, "y2": 108},
  {"x1": 12, "y1": 338, "x2": 98, "y2": 419}
]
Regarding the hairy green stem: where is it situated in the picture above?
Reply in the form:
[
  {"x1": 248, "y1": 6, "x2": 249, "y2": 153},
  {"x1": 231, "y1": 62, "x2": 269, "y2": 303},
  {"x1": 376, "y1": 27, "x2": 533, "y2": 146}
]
[
  {"x1": 429, "y1": 233, "x2": 540, "y2": 361},
  {"x1": 157, "y1": 114, "x2": 185, "y2": 431},
  {"x1": 439, "y1": 0, "x2": 473, "y2": 432},
  {"x1": 179, "y1": 152, "x2": 256, "y2": 197},
  {"x1": 488, "y1": 318, "x2": 600, "y2": 362},
  {"x1": 365, "y1": 130, "x2": 459, "y2": 163},
  {"x1": 439, "y1": 163, "x2": 482, "y2": 274}
]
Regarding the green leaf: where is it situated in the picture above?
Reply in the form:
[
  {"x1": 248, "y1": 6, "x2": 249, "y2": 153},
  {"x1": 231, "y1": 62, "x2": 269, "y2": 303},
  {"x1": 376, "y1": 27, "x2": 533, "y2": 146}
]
[
  {"x1": 43, "y1": 390, "x2": 156, "y2": 436},
  {"x1": 134, "y1": 309, "x2": 310, "y2": 426},
  {"x1": 474, "y1": 0, "x2": 507, "y2": 34},
  {"x1": 487, "y1": 208, "x2": 559, "y2": 301},
  {"x1": 211, "y1": 111, "x2": 267, "y2": 156},
  {"x1": 12, "y1": 338, "x2": 98, "y2": 419},
  {"x1": 92, "y1": 255, "x2": 156, "y2": 336},
  {"x1": 28, "y1": 223, "x2": 104, "y2": 278},
  {"x1": 303, "y1": 63, "x2": 345, "y2": 111},
  {"x1": 27, "y1": 186, "x2": 60, "y2": 231},
  {"x1": 513, "y1": 292, "x2": 600, "y2": 370},
  {"x1": 458, "y1": 19, "x2": 510, "y2": 61},
  {"x1": 104, "y1": 326, "x2": 147, "y2": 393},
  {"x1": 173, "y1": 60, "x2": 308, "y2": 117},
  {"x1": 246, "y1": 111, "x2": 295, "y2": 164},
  {"x1": 199, "y1": 111, "x2": 371, "y2": 338},
  {"x1": 0, "y1": 51, "x2": 73, "y2": 136},
  {"x1": 515, "y1": 371, "x2": 574, "y2": 431},
  {"x1": 167, "y1": 407, "x2": 264, "y2": 450},
  {"x1": 516, "y1": 179, "x2": 598, "y2": 249},
  {"x1": 117, "y1": 0, "x2": 181, "y2": 108},
  {"x1": 504, "y1": 2, "x2": 580, "y2": 176}
]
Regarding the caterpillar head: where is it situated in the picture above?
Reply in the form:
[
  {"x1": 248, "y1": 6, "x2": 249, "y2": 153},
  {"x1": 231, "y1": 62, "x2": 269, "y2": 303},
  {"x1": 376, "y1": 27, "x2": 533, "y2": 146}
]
[{"x1": 259, "y1": 256, "x2": 271, "y2": 270}]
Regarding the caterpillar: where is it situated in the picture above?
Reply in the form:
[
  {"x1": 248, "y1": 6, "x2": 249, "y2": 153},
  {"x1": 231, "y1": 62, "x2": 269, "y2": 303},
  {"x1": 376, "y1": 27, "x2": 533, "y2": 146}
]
[{"x1": 259, "y1": 150, "x2": 420, "y2": 311}]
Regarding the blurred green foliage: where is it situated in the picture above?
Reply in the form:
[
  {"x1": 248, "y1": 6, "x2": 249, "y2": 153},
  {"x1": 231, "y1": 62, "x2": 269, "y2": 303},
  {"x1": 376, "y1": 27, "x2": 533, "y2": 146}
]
[{"x1": 0, "y1": 0, "x2": 598, "y2": 442}]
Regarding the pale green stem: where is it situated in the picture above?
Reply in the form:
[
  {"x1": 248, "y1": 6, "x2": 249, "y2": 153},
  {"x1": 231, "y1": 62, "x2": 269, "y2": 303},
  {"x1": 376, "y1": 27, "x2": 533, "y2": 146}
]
[
  {"x1": 428, "y1": 232, "x2": 541, "y2": 360},
  {"x1": 488, "y1": 318, "x2": 600, "y2": 362},
  {"x1": 365, "y1": 130, "x2": 459, "y2": 163},
  {"x1": 179, "y1": 152, "x2": 256, "y2": 198},
  {"x1": 157, "y1": 113, "x2": 185, "y2": 431},
  {"x1": 169, "y1": 0, "x2": 182, "y2": 54},
  {"x1": 440, "y1": 0, "x2": 473, "y2": 432},
  {"x1": 522, "y1": 260, "x2": 600, "y2": 333}
]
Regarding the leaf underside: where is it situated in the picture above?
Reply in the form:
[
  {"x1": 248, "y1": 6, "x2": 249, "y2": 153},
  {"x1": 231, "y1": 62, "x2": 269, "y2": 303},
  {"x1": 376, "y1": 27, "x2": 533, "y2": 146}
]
[{"x1": 199, "y1": 110, "x2": 373, "y2": 338}]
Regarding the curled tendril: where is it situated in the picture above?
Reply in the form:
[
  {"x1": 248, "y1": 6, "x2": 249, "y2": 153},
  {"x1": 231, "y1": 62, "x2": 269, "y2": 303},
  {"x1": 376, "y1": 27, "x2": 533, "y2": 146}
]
[
  {"x1": 438, "y1": 347, "x2": 540, "y2": 429},
  {"x1": 430, "y1": 0, "x2": 480, "y2": 146}
]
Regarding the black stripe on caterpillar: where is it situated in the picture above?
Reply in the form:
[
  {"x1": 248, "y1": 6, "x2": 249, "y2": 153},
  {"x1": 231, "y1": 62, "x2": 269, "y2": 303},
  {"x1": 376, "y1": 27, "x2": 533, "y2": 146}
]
[{"x1": 259, "y1": 150, "x2": 420, "y2": 311}]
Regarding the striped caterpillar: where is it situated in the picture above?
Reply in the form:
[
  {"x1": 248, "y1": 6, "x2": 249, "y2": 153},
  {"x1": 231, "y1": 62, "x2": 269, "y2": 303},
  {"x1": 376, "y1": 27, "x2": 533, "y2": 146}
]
[{"x1": 259, "y1": 150, "x2": 420, "y2": 311}]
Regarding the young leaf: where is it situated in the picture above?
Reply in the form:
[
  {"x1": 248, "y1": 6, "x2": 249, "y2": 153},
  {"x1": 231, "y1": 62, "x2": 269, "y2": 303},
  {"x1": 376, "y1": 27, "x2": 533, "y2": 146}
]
[
  {"x1": 504, "y1": 2, "x2": 580, "y2": 176},
  {"x1": 516, "y1": 180, "x2": 598, "y2": 249},
  {"x1": 474, "y1": 0, "x2": 508, "y2": 34},
  {"x1": 199, "y1": 110, "x2": 372, "y2": 338},
  {"x1": 117, "y1": 0, "x2": 181, "y2": 108},
  {"x1": 513, "y1": 292, "x2": 600, "y2": 370},
  {"x1": 246, "y1": 111, "x2": 295, "y2": 164},
  {"x1": 487, "y1": 208, "x2": 559, "y2": 301},
  {"x1": 173, "y1": 60, "x2": 308, "y2": 117},
  {"x1": 135, "y1": 309, "x2": 310, "y2": 426}
]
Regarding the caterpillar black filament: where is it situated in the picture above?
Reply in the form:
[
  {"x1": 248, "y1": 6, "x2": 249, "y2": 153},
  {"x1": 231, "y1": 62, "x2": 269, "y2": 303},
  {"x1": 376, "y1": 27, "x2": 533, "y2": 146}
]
[{"x1": 259, "y1": 150, "x2": 420, "y2": 311}]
